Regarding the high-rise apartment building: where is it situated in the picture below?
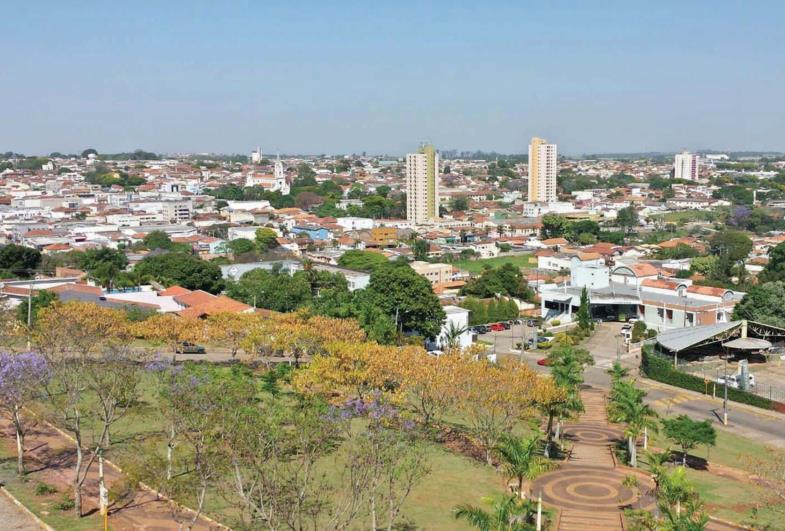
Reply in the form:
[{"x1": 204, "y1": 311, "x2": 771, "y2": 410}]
[
  {"x1": 527, "y1": 137, "x2": 557, "y2": 203},
  {"x1": 674, "y1": 151, "x2": 699, "y2": 180},
  {"x1": 406, "y1": 144, "x2": 440, "y2": 224}
]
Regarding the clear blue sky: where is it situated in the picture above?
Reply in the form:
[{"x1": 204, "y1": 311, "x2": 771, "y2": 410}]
[{"x1": 2, "y1": 1, "x2": 784, "y2": 156}]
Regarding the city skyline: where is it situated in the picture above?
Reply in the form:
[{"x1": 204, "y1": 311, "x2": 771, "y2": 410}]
[{"x1": 2, "y1": 1, "x2": 784, "y2": 155}]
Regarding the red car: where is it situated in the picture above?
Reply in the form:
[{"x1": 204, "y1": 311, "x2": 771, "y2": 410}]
[
  {"x1": 489, "y1": 323, "x2": 505, "y2": 332},
  {"x1": 537, "y1": 358, "x2": 552, "y2": 366}
]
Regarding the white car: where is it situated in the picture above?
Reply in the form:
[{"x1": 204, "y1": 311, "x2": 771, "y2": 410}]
[{"x1": 716, "y1": 373, "x2": 756, "y2": 389}]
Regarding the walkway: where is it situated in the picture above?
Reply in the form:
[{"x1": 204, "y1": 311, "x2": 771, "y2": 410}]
[
  {"x1": 0, "y1": 419, "x2": 220, "y2": 530},
  {"x1": 0, "y1": 490, "x2": 45, "y2": 530},
  {"x1": 531, "y1": 387, "x2": 641, "y2": 530}
]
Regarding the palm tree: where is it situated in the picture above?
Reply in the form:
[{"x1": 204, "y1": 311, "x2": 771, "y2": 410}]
[
  {"x1": 443, "y1": 321, "x2": 469, "y2": 350},
  {"x1": 495, "y1": 433, "x2": 554, "y2": 499},
  {"x1": 612, "y1": 383, "x2": 658, "y2": 467},
  {"x1": 606, "y1": 361, "x2": 629, "y2": 384},
  {"x1": 454, "y1": 495, "x2": 537, "y2": 531}
]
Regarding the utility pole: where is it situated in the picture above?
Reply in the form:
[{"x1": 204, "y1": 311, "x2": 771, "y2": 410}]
[{"x1": 723, "y1": 357, "x2": 729, "y2": 426}]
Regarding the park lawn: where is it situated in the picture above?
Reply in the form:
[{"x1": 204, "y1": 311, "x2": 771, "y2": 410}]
[
  {"x1": 454, "y1": 254, "x2": 534, "y2": 274},
  {"x1": 401, "y1": 443, "x2": 506, "y2": 530},
  {"x1": 684, "y1": 468, "x2": 785, "y2": 528},
  {"x1": 647, "y1": 421, "x2": 777, "y2": 471}
]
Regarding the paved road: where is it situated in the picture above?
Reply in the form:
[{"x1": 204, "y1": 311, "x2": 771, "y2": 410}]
[
  {"x1": 481, "y1": 322, "x2": 785, "y2": 450},
  {"x1": 0, "y1": 490, "x2": 45, "y2": 530}
]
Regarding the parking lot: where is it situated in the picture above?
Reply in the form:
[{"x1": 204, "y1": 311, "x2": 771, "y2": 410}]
[{"x1": 682, "y1": 356, "x2": 785, "y2": 403}]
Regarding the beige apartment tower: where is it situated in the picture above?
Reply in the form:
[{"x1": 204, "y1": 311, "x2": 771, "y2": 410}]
[
  {"x1": 527, "y1": 137, "x2": 557, "y2": 203},
  {"x1": 406, "y1": 144, "x2": 440, "y2": 224}
]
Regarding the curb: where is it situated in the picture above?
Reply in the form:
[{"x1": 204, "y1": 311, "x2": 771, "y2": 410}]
[{"x1": 0, "y1": 486, "x2": 55, "y2": 531}]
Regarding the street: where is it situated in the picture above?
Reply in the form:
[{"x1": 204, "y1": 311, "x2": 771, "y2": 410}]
[{"x1": 478, "y1": 322, "x2": 785, "y2": 449}]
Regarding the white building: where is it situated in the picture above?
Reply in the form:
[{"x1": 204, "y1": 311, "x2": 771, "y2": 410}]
[
  {"x1": 674, "y1": 151, "x2": 700, "y2": 181},
  {"x1": 528, "y1": 137, "x2": 557, "y2": 203},
  {"x1": 274, "y1": 157, "x2": 290, "y2": 195},
  {"x1": 251, "y1": 147, "x2": 263, "y2": 164},
  {"x1": 161, "y1": 200, "x2": 192, "y2": 223},
  {"x1": 406, "y1": 144, "x2": 440, "y2": 225},
  {"x1": 435, "y1": 305, "x2": 472, "y2": 350}
]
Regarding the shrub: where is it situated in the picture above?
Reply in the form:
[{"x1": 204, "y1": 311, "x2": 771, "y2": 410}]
[
  {"x1": 641, "y1": 346, "x2": 774, "y2": 410},
  {"x1": 54, "y1": 495, "x2": 76, "y2": 511},
  {"x1": 34, "y1": 483, "x2": 57, "y2": 496},
  {"x1": 618, "y1": 313, "x2": 627, "y2": 322},
  {"x1": 108, "y1": 475, "x2": 135, "y2": 504},
  {"x1": 551, "y1": 319, "x2": 561, "y2": 327}
]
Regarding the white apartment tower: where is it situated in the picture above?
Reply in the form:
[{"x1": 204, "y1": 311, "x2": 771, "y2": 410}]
[
  {"x1": 406, "y1": 144, "x2": 440, "y2": 225},
  {"x1": 674, "y1": 151, "x2": 700, "y2": 180},
  {"x1": 274, "y1": 155, "x2": 290, "y2": 195},
  {"x1": 251, "y1": 147, "x2": 263, "y2": 164},
  {"x1": 527, "y1": 137, "x2": 558, "y2": 203}
]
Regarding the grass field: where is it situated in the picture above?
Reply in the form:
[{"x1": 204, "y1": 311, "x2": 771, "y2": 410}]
[
  {"x1": 651, "y1": 209, "x2": 725, "y2": 224},
  {"x1": 454, "y1": 254, "x2": 535, "y2": 274},
  {"x1": 15, "y1": 370, "x2": 512, "y2": 530}
]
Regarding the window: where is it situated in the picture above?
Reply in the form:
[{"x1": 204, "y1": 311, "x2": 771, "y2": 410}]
[
  {"x1": 666, "y1": 309, "x2": 673, "y2": 321},
  {"x1": 657, "y1": 308, "x2": 665, "y2": 321},
  {"x1": 686, "y1": 313, "x2": 695, "y2": 326}
]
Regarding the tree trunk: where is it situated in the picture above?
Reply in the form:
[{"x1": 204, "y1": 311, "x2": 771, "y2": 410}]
[
  {"x1": 167, "y1": 424, "x2": 175, "y2": 480},
  {"x1": 74, "y1": 483, "x2": 82, "y2": 518},
  {"x1": 643, "y1": 427, "x2": 648, "y2": 450},
  {"x1": 544, "y1": 413, "x2": 555, "y2": 457},
  {"x1": 628, "y1": 436, "x2": 637, "y2": 468},
  {"x1": 518, "y1": 477, "x2": 525, "y2": 499},
  {"x1": 370, "y1": 494, "x2": 377, "y2": 531},
  {"x1": 74, "y1": 439, "x2": 83, "y2": 516},
  {"x1": 683, "y1": 450, "x2": 687, "y2": 467},
  {"x1": 13, "y1": 406, "x2": 24, "y2": 476}
]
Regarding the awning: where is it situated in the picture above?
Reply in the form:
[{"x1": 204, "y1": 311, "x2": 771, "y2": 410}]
[
  {"x1": 656, "y1": 321, "x2": 742, "y2": 352},
  {"x1": 722, "y1": 337, "x2": 771, "y2": 350}
]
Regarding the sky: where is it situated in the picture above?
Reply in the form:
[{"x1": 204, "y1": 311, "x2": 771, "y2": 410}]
[{"x1": 2, "y1": 1, "x2": 784, "y2": 156}]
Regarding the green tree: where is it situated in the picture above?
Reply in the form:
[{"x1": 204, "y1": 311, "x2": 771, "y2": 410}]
[
  {"x1": 143, "y1": 230, "x2": 175, "y2": 250},
  {"x1": 661, "y1": 415, "x2": 717, "y2": 467},
  {"x1": 254, "y1": 228, "x2": 280, "y2": 252},
  {"x1": 366, "y1": 261, "x2": 445, "y2": 339},
  {"x1": 709, "y1": 230, "x2": 752, "y2": 280},
  {"x1": 577, "y1": 287, "x2": 591, "y2": 330},
  {"x1": 16, "y1": 289, "x2": 57, "y2": 325},
  {"x1": 226, "y1": 268, "x2": 313, "y2": 312},
  {"x1": 0, "y1": 244, "x2": 41, "y2": 277},
  {"x1": 617, "y1": 205, "x2": 639, "y2": 234},
  {"x1": 733, "y1": 281, "x2": 785, "y2": 327},
  {"x1": 337, "y1": 250, "x2": 388, "y2": 272},
  {"x1": 449, "y1": 196, "x2": 470, "y2": 211},
  {"x1": 133, "y1": 253, "x2": 224, "y2": 293},
  {"x1": 226, "y1": 238, "x2": 256, "y2": 255},
  {"x1": 541, "y1": 214, "x2": 571, "y2": 239},
  {"x1": 454, "y1": 495, "x2": 538, "y2": 531},
  {"x1": 412, "y1": 239, "x2": 429, "y2": 261},
  {"x1": 495, "y1": 433, "x2": 553, "y2": 499},
  {"x1": 759, "y1": 241, "x2": 785, "y2": 283},
  {"x1": 462, "y1": 263, "x2": 534, "y2": 301}
]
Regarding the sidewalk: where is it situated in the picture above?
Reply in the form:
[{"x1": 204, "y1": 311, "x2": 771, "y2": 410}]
[{"x1": 0, "y1": 417, "x2": 221, "y2": 530}]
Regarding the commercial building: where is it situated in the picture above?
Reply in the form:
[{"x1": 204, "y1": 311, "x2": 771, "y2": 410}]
[
  {"x1": 161, "y1": 201, "x2": 193, "y2": 223},
  {"x1": 674, "y1": 151, "x2": 700, "y2": 180},
  {"x1": 410, "y1": 261, "x2": 453, "y2": 287},
  {"x1": 406, "y1": 144, "x2": 440, "y2": 224},
  {"x1": 527, "y1": 137, "x2": 557, "y2": 203}
]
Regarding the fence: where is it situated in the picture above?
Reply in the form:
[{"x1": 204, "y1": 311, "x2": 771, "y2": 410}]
[
  {"x1": 640, "y1": 346, "x2": 780, "y2": 411},
  {"x1": 679, "y1": 360, "x2": 785, "y2": 404}
]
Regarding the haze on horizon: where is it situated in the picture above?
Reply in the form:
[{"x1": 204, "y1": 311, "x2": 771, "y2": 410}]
[{"x1": 2, "y1": 0, "x2": 784, "y2": 156}]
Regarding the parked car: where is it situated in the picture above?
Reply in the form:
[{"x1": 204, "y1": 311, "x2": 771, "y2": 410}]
[
  {"x1": 475, "y1": 325, "x2": 490, "y2": 334},
  {"x1": 501, "y1": 322, "x2": 512, "y2": 330},
  {"x1": 537, "y1": 358, "x2": 552, "y2": 366},
  {"x1": 526, "y1": 319, "x2": 537, "y2": 327},
  {"x1": 537, "y1": 336, "x2": 552, "y2": 345},
  {"x1": 176, "y1": 342, "x2": 206, "y2": 354},
  {"x1": 716, "y1": 373, "x2": 756, "y2": 389},
  {"x1": 489, "y1": 323, "x2": 505, "y2": 332}
]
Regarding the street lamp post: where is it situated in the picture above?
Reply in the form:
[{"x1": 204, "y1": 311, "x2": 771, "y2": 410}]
[{"x1": 723, "y1": 356, "x2": 729, "y2": 426}]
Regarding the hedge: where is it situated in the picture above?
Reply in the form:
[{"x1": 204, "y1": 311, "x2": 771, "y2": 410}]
[{"x1": 641, "y1": 346, "x2": 775, "y2": 411}]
